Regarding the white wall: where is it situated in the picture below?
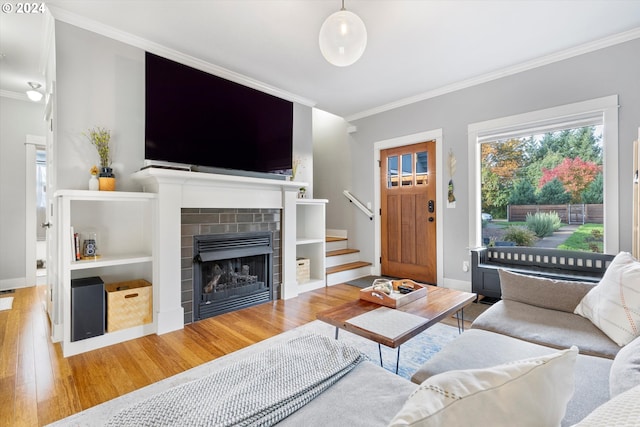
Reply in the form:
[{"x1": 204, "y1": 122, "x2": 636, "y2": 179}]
[
  {"x1": 314, "y1": 38, "x2": 640, "y2": 288},
  {"x1": 0, "y1": 97, "x2": 46, "y2": 287}
]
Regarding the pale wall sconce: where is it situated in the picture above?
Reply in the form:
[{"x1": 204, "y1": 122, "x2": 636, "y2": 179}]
[{"x1": 26, "y1": 82, "x2": 43, "y2": 102}]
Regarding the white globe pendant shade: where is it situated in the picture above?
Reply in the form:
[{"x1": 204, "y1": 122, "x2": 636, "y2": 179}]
[{"x1": 319, "y1": 8, "x2": 367, "y2": 67}]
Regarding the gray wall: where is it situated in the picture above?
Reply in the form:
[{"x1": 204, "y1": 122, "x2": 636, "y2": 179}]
[
  {"x1": 54, "y1": 21, "x2": 313, "y2": 193},
  {"x1": 312, "y1": 109, "x2": 351, "y2": 230},
  {"x1": 0, "y1": 97, "x2": 46, "y2": 286},
  {"x1": 314, "y1": 38, "x2": 640, "y2": 286},
  {"x1": 55, "y1": 22, "x2": 145, "y2": 191}
]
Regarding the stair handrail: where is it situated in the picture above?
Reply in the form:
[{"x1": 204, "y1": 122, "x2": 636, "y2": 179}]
[{"x1": 343, "y1": 190, "x2": 374, "y2": 220}]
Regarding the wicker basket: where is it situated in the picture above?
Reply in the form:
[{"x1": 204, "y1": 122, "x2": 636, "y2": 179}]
[
  {"x1": 105, "y1": 279, "x2": 152, "y2": 332},
  {"x1": 296, "y1": 258, "x2": 310, "y2": 283}
]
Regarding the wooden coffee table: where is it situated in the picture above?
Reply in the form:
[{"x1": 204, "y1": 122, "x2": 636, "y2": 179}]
[{"x1": 316, "y1": 284, "x2": 476, "y2": 373}]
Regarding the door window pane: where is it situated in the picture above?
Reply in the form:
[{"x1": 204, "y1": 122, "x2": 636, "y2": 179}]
[
  {"x1": 416, "y1": 151, "x2": 428, "y2": 185},
  {"x1": 401, "y1": 153, "x2": 412, "y2": 186},
  {"x1": 387, "y1": 155, "x2": 398, "y2": 188}
]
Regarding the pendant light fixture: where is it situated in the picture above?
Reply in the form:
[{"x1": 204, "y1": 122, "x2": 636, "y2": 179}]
[
  {"x1": 319, "y1": 0, "x2": 367, "y2": 67},
  {"x1": 26, "y1": 82, "x2": 43, "y2": 102}
]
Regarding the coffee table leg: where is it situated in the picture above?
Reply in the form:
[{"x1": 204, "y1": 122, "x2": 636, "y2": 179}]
[
  {"x1": 456, "y1": 308, "x2": 465, "y2": 333},
  {"x1": 334, "y1": 327, "x2": 339, "y2": 340},
  {"x1": 376, "y1": 344, "x2": 402, "y2": 374}
]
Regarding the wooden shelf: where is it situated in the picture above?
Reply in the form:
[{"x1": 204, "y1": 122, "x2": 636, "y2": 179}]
[
  {"x1": 69, "y1": 254, "x2": 152, "y2": 270},
  {"x1": 55, "y1": 191, "x2": 156, "y2": 357},
  {"x1": 296, "y1": 237, "x2": 325, "y2": 245},
  {"x1": 295, "y1": 199, "x2": 327, "y2": 294}
]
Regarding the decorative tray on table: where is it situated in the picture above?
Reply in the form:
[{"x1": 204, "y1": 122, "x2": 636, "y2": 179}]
[{"x1": 359, "y1": 279, "x2": 427, "y2": 308}]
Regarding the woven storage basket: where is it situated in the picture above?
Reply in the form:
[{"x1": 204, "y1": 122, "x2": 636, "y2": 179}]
[
  {"x1": 105, "y1": 279, "x2": 152, "y2": 332},
  {"x1": 296, "y1": 258, "x2": 310, "y2": 283}
]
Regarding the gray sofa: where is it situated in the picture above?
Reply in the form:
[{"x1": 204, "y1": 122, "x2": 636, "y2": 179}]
[{"x1": 412, "y1": 269, "x2": 640, "y2": 426}]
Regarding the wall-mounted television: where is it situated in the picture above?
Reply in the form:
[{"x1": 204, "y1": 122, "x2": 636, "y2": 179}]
[{"x1": 145, "y1": 52, "x2": 293, "y2": 175}]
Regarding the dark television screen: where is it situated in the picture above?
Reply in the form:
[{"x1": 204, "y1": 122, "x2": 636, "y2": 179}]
[{"x1": 145, "y1": 52, "x2": 293, "y2": 173}]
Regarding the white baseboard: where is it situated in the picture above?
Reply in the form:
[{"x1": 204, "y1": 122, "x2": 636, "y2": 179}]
[
  {"x1": 0, "y1": 277, "x2": 30, "y2": 290},
  {"x1": 441, "y1": 277, "x2": 472, "y2": 293}
]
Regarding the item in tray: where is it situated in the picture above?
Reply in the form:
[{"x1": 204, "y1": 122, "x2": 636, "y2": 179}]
[
  {"x1": 371, "y1": 278, "x2": 393, "y2": 295},
  {"x1": 398, "y1": 285, "x2": 414, "y2": 294}
]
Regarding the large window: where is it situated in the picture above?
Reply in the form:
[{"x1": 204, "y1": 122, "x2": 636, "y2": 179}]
[
  {"x1": 468, "y1": 96, "x2": 619, "y2": 254},
  {"x1": 480, "y1": 125, "x2": 604, "y2": 251}
]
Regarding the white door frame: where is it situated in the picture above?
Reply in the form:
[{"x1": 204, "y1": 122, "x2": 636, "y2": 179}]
[
  {"x1": 373, "y1": 129, "x2": 444, "y2": 287},
  {"x1": 25, "y1": 135, "x2": 46, "y2": 287}
]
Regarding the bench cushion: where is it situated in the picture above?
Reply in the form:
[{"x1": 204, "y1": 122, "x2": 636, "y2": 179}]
[
  {"x1": 411, "y1": 329, "x2": 612, "y2": 427},
  {"x1": 471, "y1": 300, "x2": 619, "y2": 359},
  {"x1": 499, "y1": 269, "x2": 594, "y2": 313}
]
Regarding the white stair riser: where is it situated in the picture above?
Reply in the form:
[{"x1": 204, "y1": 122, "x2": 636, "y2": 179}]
[
  {"x1": 325, "y1": 252, "x2": 360, "y2": 268},
  {"x1": 326, "y1": 266, "x2": 373, "y2": 287},
  {"x1": 326, "y1": 240, "x2": 348, "y2": 251}
]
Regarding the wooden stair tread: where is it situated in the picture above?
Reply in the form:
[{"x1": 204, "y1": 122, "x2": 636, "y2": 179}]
[
  {"x1": 326, "y1": 248, "x2": 360, "y2": 257},
  {"x1": 326, "y1": 236, "x2": 348, "y2": 243},
  {"x1": 326, "y1": 261, "x2": 372, "y2": 275}
]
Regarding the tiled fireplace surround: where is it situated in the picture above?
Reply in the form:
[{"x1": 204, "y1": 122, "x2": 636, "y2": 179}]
[
  {"x1": 133, "y1": 168, "x2": 302, "y2": 336},
  {"x1": 180, "y1": 208, "x2": 281, "y2": 324}
]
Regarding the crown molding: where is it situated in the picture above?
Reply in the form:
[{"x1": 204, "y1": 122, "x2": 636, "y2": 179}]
[
  {"x1": 1, "y1": 90, "x2": 30, "y2": 102},
  {"x1": 347, "y1": 27, "x2": 640, "y2": 122},
  {"x1": 46, "y1": 5, "x2": 316, "y2": 108}
]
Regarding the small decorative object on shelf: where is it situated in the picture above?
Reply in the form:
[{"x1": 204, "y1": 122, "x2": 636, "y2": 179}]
[
  {"x1": 89, "y1": 165, "x2": 99, "y2": 191},
  {"x1": 290, "y1": 157, "x2": 302, "y2": 181},
  {"x1": 80, "y1": 229, "x2": 100, "y2": 260},
  {"x1": 298, "y1": 187, "x2": 306, "y2": 198},
  {"x1": 84, "y1": 126, "x2": 116, "y2": 191}
]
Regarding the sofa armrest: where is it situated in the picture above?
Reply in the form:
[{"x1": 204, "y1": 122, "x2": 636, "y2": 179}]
[{"x1": 498, "y1": 269, "x2": 595, "y2": 313}]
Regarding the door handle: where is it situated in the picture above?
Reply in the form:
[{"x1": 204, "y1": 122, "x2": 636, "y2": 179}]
[
  {"x1": 41, "y1": 222, "x2": 52, "y2": 228},
  {"x1": 428, "y1": 200, "x2": 435, "y2": 213}
]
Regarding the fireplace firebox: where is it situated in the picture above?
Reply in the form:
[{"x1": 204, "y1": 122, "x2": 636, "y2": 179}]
[{"x1": 193, "y1": 232, "x2": 273, "y2": 321}]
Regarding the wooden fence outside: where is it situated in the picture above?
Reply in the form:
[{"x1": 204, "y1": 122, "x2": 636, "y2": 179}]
[{"x1": 507, "y1": 204, "x2": 604, "y2": 224}]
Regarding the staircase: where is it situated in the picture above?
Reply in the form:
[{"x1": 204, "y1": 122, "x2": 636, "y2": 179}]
[{"x1": 325, "y1": 236, "x2": 372, "y2": 286}]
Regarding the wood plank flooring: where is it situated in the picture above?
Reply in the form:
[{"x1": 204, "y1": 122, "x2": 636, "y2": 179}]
[{"x1": 0, "y1": 284, "x2": 467, "y2": 427}]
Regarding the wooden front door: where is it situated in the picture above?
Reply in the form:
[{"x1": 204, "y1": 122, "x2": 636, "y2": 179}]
[{"x1": 381, "y1": 141, "x2": 437, "y2": 284}]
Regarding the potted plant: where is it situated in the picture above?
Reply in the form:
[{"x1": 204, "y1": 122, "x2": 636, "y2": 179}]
[{"x1": 85, "y1": 127, "x2": 115, "y2": 191}]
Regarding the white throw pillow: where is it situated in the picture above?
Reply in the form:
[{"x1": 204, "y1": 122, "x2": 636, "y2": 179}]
[
  {"x1": 389, "y1": 347, "x2": 578, "y2": 427},
  {"x1": 574, "y1": 252, "x2": 640, "y2": 346},
  {"x1": 573, "y1": 384, "x2": 640, "y2": 426}
]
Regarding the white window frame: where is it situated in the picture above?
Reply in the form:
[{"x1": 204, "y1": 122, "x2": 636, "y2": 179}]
[{"x1": 468, "y1": 95, "x2": 619, "y2": 253}]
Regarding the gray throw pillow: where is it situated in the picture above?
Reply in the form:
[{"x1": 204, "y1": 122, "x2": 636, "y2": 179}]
[
  {"x1": 498, "y1": 269, "x2": 594, "y2": 313},
  {"x1": 610, "y1": 335, "x2": 640, "y2": 397}
]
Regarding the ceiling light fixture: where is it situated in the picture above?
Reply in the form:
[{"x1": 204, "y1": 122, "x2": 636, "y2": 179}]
[
  {"x1": 26, "y1": 82, "x2": 43, "y2": 102},
  {"x1": 319, "y1": 0, "x2": 367, "y2": 67}
]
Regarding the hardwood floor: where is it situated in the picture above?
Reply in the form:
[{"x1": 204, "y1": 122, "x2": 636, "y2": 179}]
[{"x1": 0, "y1": 284, "x2": 467, "y2": 427}]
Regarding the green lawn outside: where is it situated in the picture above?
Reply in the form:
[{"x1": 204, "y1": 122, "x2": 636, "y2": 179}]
[{"x1": 558, "y1": 224, "x2": 604, "y2": 252}]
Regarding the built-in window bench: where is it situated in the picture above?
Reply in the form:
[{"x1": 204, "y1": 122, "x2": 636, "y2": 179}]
[{"x1": 471, "y1": 247, "x2": 616, "y2": 300}]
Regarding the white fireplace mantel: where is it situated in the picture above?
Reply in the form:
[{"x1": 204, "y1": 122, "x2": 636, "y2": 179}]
[{"x1": 132, "y1": 168, "x2": 305, "y2": 335}]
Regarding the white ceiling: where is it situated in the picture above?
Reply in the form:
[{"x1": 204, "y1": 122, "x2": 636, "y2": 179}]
[{"x1": 2, "y1": 1, "x2": 640, "y2": 119}]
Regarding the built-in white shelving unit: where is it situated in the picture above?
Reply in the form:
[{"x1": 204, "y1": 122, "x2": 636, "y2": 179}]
[
  {"x1": 55, "y1": 190, "x2": 157, "y2": 357},
  {"x1": 296, "y1": 199, "x2": 328, "y2": 293}
]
